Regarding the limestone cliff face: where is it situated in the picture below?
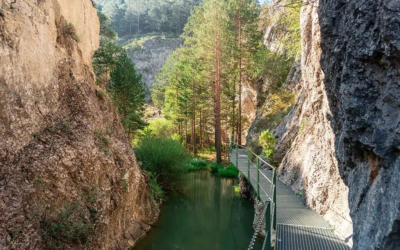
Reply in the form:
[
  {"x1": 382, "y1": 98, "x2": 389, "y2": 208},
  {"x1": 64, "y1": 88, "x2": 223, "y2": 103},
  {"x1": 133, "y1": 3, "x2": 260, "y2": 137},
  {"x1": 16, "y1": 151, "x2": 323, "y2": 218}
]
[
  {"x1": 125, "y1": 37, "x2": 182, "y2": 102},
  {"x1": 0, "y1": 0, "x2": 158, "y2": 249},
  {"x1": 318, "y1": 0, "x2": 400, "y2": 249}
]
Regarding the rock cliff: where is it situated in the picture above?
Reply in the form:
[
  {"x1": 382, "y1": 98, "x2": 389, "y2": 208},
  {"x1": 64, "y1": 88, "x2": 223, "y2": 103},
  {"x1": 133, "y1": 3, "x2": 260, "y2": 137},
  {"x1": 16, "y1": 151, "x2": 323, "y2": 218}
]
[
  {"x1": 318, "y1": 0, "x2": 400, "y2": 249},
  {"x1": 125, "y1": 37, "x2": 182, "y2": 102},
  {"x1": 247, "y1": 0, "x2": 400, "y2": 248},
  {"x1": 0, "y1": 0, "x2": 158, "y2": 249}
]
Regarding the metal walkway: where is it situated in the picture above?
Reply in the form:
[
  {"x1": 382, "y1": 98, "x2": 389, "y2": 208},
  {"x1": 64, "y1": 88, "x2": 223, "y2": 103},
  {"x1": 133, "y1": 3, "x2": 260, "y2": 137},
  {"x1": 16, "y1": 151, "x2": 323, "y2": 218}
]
[{"x1": 230, "y1": 148, "x2": 350, "y2": 250}]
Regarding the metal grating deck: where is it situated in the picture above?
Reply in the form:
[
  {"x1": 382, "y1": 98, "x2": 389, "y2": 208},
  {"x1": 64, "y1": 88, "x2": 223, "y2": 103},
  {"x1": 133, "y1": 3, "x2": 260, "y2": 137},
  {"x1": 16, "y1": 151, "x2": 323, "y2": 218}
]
[
  {"x1": 230, "y1": 149, "x2": 350, "y2": 250},
  {"x1": 276, "y1": 225, "x2": 350, "y2": 250}
]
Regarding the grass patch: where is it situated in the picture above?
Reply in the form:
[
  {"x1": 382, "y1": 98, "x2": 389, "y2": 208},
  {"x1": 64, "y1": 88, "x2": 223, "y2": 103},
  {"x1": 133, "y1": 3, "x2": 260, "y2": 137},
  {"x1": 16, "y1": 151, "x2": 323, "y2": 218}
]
[{"x1": 216, "y1": 164, "x2": 239, "y2": 178}]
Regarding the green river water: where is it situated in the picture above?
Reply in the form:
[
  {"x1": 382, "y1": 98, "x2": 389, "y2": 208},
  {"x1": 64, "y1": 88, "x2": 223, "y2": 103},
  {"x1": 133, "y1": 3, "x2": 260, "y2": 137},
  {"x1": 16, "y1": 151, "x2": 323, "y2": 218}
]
[{"x1": 134, "y1": 171, "x2": 263, "y2": 250}]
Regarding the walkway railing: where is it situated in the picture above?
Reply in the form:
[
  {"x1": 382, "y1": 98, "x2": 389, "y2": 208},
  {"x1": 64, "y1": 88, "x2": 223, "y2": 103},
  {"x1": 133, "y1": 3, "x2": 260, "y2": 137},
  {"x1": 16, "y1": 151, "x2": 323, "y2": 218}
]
[{"x1": 228, "y1": 143, "x2": 277, "y2": 250}]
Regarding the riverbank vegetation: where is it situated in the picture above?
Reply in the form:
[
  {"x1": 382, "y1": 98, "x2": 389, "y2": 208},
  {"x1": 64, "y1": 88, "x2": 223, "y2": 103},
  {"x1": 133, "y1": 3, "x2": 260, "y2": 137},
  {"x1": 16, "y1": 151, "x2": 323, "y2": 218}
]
[{"x1": 134, "y1": 132, "x2": 190, "y2": 192}]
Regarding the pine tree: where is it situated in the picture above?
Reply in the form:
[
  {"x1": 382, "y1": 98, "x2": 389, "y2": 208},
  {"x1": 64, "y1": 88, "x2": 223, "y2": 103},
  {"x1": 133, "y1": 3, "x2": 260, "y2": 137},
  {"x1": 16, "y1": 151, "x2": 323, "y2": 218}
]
[{"x1": 109, "y1": 53, "x2": 146, "y2": 137}]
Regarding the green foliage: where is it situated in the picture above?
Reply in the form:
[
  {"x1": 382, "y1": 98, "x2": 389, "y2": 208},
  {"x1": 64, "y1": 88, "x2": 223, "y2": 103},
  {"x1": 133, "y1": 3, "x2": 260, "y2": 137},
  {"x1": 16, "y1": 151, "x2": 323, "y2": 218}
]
[
  {"x1": 259, "y1": 130, "x2": 276, "y2": 159},
  {"x1": 109, "y1": 53, "x2": 146, "y2": 135},
  {"x1": 246, "y1": 138, "x2": 263, "y2": 162},
  {"x1": 188, "y1": 158, "x2": 208, "y2": 171},
  {"x1": 145, "y1": 118, "x2": 176, "y2": 138},
  {"x1": 96, "y1": 0, "x2": 201, "y2": 37},
  {"x1": 151, "y1": 0, "x2": 262, "y2": 159},
  {"x1": 64, "y1": 23, "x2": 80, "y2": 42},
  {"x1": 147, "y1": 172, "x2": 164, "y2": 202},
  {"x1": 259, "y1": 2, "x2": 301, "y2": 59},
  {"x1": 170, "y1": 133, "x2": 182, "y2": 142},
  {"x1": 217, "y1": 164, "x2": 239, "y2": 178},
  {"x1": 233, "y1": 185, "x2": 240, "y2": 193},
  {"x1": 209, "y1": 162, "x2": 222, "y2": 173},
  {"x1": 97, "y1": 10, "x2": 117, "y2": 40},
  {"x1": 134, "y1": 133, "x2": 190, "y2": 191},
  {"x1": 93, "y1": 41, "x2": 124, "y2": 85},
  {"x1": 34, "y1": 179, "x2": 43, "y2": 184}
]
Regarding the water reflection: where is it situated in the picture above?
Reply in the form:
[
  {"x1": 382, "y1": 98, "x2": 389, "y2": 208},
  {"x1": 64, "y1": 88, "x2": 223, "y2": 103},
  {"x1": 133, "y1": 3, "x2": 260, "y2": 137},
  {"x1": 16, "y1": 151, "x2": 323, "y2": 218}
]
[{"x1": 134, "y1": 171, "x2": 263, "y2": 250}]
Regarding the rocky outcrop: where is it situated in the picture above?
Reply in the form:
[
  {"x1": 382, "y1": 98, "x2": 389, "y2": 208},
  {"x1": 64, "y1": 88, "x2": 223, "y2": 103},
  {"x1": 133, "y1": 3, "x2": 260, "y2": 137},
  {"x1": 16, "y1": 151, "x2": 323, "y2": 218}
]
[
  {"x1": 317, "y1": 0, "x2": 400, "y2": 249},
  {"x1": 0, "y1": 0, "x2": 158, "y2": 249},
  {"x1": 125, "y1": 37, "x2": 182, "y2": 102}
]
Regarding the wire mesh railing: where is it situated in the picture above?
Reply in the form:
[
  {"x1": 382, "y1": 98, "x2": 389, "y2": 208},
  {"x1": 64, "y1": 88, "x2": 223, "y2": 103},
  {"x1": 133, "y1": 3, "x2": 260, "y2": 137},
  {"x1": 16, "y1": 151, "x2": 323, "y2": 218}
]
[{"x1": 228, "y1": 142, "x2": 277, "y2": 250}]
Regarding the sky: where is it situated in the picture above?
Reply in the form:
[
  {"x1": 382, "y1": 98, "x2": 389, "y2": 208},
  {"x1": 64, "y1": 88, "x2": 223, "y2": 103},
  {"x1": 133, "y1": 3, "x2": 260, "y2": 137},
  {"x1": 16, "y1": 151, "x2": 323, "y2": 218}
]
[{"x1": 258, "y1": 0, "x2": 270, "y2": 5}]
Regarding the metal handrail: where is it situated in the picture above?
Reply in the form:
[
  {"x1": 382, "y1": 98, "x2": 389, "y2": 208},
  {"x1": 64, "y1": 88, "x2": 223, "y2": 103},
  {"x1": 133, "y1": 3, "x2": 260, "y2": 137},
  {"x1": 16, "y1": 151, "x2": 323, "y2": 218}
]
[{"x1": 232, "y1": 143, "x2": 276, "y2": 169}]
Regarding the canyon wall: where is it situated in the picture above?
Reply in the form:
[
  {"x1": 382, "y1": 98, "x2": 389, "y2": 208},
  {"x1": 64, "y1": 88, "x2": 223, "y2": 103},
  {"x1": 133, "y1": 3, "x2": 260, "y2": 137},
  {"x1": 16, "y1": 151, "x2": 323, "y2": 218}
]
[
  {"x1": 0, "y1": 0, "x2": 158, "y2": 249},
  {"x1": 318, "y1": 0, "x2": 400, "y2": 249},
  {"x1": 248, "y1": 0, "x2": 400, "y2": 248}
]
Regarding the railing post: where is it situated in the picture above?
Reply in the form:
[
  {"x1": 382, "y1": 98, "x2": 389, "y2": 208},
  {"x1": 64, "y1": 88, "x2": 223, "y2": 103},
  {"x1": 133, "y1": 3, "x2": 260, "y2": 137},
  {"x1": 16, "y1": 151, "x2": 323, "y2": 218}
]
[
  {"x1": 247, "y1": 158, "x2": 250, "y2": 180},
  {"x1": 257, "y1": 157, "x2": 260, "y2": 200},
  {"x1": 273, "y1": 168, "x2": 277, "y2": 230},
  {"x1": 235, "y1": 144, "x2": 238, "y2": 167},
  {"x1": 265, "y1": 202, "x2": 271, "y2": 250}
]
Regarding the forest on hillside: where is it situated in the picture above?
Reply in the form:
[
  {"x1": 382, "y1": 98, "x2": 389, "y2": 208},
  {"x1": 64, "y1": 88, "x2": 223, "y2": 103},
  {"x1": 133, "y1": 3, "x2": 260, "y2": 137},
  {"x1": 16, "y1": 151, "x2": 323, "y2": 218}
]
[
  {"x1": 94, "y1": 0, "x2": 202, "y2": 37},
  {"x1": 151, "y1": 0, "x2": 301, "y2": 163}
]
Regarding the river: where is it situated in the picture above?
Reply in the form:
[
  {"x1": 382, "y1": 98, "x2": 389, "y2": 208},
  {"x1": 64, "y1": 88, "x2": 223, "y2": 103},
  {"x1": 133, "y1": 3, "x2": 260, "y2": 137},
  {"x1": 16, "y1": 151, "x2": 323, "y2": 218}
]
[{"x1": 134, "y1": 171, "x2": 263, "y2": 250}]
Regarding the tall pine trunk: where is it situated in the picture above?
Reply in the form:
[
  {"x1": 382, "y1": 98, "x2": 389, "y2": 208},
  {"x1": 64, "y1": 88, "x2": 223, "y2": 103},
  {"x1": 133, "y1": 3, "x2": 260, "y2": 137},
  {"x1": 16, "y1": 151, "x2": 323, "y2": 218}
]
[
  {"x1": 200, "y1": 108, "x2": 203, "y2": 153},
  {"x1": 215, "y1": 32, "x2": 222, "y2": 164},
  {"x1": 192, "y1": 81, "x2": 197, "y2": 155},
  {"x1": 237, "y1": 3, "x2": 242, "y2": 145}
]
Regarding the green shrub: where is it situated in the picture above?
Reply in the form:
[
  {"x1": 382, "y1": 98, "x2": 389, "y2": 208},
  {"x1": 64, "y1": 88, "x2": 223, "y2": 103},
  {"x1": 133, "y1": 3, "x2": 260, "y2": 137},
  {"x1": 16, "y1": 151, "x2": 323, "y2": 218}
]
[
  {"x1": 209, "y1": 162, "x2": 223, "y2": 173},
  {"x1": 41, "y1": 203, "x2": 97, "y2": 248},
  {"x1": 134, "y1": 133, "x2": 190, "y2": 191},
  {"x1": 65, "y1": 23, "x2": 80, "y2": 42},
  {"x1": 217, "y1": 164, "x2": 239, "y2": 178},
  {"x1": 148, "y1": 172, "x2": 164, "y2": 202},
  {"x1": 188, "y1": 158, "x2": 208, "y2": 171},
  {"x1": 259, "y1": 130, "x2": 276, "y2": 159}
]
